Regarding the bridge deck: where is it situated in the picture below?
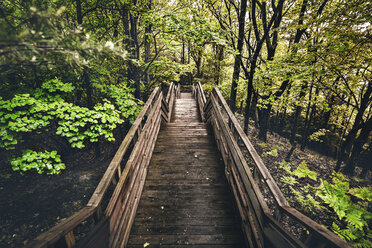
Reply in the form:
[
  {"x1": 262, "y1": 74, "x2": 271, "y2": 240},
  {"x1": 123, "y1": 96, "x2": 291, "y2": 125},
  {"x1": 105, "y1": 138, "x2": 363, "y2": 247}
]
[{"x1": 127, "y1": 92, "x2": 245, "y2": 247}]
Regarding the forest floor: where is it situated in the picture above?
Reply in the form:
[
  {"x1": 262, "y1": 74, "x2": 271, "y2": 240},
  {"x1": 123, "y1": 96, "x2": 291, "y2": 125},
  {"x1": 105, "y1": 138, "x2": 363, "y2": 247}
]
[
  {"x1": 0, "y1": 141, "x2": 120, "y2": 248},
  {"x1": 239, "y1": 115, "x2": 371, "y2": 240},
  {"x1": 0, "y1": 116, "x2": 370, "y2": 247}
]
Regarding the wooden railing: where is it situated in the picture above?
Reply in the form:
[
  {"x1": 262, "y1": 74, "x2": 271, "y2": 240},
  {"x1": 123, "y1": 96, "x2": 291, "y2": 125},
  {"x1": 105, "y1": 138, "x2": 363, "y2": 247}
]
[
  {"x1": 194, "y1": 85, "x2": 352, "y2": 248},
  {"x1": 165, "y1": 82, "x2": 180, "y2": 121},
  {"x1": 26, "y1": 83, "x2": 178, "y2": 248},
  {"x1": 191, "y1": 82, "x2": 206, "y2": 121}
]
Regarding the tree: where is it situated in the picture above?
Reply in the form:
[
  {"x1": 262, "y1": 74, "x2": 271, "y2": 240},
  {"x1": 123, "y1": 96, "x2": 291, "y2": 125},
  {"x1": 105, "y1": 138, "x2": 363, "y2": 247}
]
[{"x1": 229, "y1": 0, "x2": 247, "y2": 112}]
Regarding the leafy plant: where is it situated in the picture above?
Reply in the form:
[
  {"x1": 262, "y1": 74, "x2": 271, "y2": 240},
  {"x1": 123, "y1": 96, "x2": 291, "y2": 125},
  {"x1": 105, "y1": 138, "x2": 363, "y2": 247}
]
[
  {"x1": 0, "y1": 79, "x2": 126, "y2": 174},
  {"x1": 317, "y1": 172, "x2": 372, "y2": 246},
  {"x1": 292, "y1": 161, "x2": 317, "y2": 181},
  {"x1": 279, "y1": 160, "x2": 292, "y2": 174},
  {"x1": 56, "y1": 100, "x2": 123, "y2": 148},
  {"x1": 289, "y1": 186, "x2": 323, "y2": 214},
  {"x1": 308, "y1": 129, "x2": 328, "y2": 142},
  {"x1": 11, "y1": 150, "x2": 66, "y2": 175},
  {"x1": 349, "y1": 187, "x2": 372, "y2": 202},
  {"x1": 42, "y1": 78, "x2": 75, "y2": 93},
  {"x1": 281, "y1": 176, "x2": 298, "y2": 186},
  {"x1": 264, "y1": 148, "x2": 278, "y2": 157},
  {"x1": 102, "y1": 83, "x2": 143, "y2": 124}
]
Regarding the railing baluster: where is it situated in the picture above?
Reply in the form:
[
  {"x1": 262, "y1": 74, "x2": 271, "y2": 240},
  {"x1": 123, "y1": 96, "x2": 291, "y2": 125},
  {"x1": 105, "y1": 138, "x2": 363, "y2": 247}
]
[
  {"x1": 26, "y1": 85, "x2": 178, "y2": 248},
  {"x1": 192, "y1": 84, "x2": 352, "y2": 248}
]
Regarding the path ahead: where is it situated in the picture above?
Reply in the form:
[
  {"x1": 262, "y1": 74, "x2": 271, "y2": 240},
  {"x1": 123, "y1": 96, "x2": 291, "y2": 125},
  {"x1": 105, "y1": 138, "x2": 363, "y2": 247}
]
[{"x1": 127, "y1": 92, "x2": 245, "y2": 247}]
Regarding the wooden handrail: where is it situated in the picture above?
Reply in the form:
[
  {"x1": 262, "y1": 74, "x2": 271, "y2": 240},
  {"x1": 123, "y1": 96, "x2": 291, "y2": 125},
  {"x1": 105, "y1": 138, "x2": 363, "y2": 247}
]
[
  {"x1": 166, "y1": 82, "x2": 177, "y2": 122},
  {"x1": 192, "y1": 82, "x2": 206, "y2": 121},
  {"x1": 26, "y1": 84, "x2": 178, "y2": 248},
  {"x1": 195, "y1": 84, "x2": 352, "y2": 248}
]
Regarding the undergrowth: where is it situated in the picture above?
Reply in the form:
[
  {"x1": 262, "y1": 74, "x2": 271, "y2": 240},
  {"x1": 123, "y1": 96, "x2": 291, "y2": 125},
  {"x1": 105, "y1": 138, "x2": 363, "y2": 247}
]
[{"x1": 278, "y1": 160, "x2": 372, "y2": 247}]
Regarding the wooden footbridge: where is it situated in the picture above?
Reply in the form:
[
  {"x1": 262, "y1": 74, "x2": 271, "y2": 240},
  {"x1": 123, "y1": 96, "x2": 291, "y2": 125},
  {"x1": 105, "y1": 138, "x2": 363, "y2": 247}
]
[{"x1": 27, "y1": 83, "x2": 351, "y2": 248}]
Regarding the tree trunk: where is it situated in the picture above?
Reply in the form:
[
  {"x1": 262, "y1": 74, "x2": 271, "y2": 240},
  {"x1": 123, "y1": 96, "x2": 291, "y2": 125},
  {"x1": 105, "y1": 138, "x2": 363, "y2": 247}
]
[
  {"x1": 76, "y1": 0, "x2": 83, "y2": 24},
  {"x1": 83, "y1": 67, "x2": 93, "y2": 109},
  {"x1": 258, "y1": 105, "x2": 272, "y2": 141},
  {"x1": 181, "y1": 37, "x2": 185, "y2": 64},
  {"x1": 230, "y1": 0, "x2": 248, "y2": 112},
  {"x1": 129, "y1": 7, "x2": 140, "y2": 99},
  {"x1": 336, "y1": 83, "x2": 372, "y2": 172},
  {"x1": 344, "y1": 117, "x2": 372, "y2": 174},
  {"x1": 144, "y1": 0, "x2": 152, "y2": 87},
  {"x1": 244, "y1": 58, "x2": 258, "y2": 133},
  {"x1": 215, "y1": 45, "x2": 224, "y2": 85},
  {"x1": 290, "y1": 81, "x2": 308, "y2": 145},
  {"x1": 196, "y1": 49, "x2": 203, "y2": 78},
  {"x1": 301, "y1": 83, "x2": 314, "y2": 150}
]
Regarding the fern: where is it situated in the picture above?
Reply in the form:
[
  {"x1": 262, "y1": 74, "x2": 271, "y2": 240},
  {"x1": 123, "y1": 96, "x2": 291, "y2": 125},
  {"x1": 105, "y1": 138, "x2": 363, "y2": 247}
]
[
  {"x1": 332, "y1": 222, "x2": 361, "y2": 241},
  {"x1": 346, "y1": 209, "x2": 368, "y2": 230},
  {"x1": 292, "y1": 161, "x2": 317, "y2": 181},
  {"x1": 281, "y1": 176, "x2": 298, "y2": 186},
  {"x1": 317, "y1": 174, "x2": 372, "y2": 247},
  {"x1": 279, "y1": 160, "x2": 292, "y2": 174},
  {"x1": 263, "y1": 148, "x2": 278, "y2": 157},
  {"x1": 317, "y1": 179, "x2": 350, "y2": 220},
  {"x1": 289, "y1": 186, "x2": 322, "y2": 214},
  {"x1": 349, "y1": 187, "x2": 372, "y2": 202}
]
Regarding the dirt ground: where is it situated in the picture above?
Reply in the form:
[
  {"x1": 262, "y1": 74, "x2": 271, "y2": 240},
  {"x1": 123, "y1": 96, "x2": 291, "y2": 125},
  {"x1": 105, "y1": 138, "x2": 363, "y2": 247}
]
[
  {"x1": 0, "y1": 117, "x2": 370, "y2": 247},
  {"x1": 0, "y1": 142, "x2": 119, "y2": 248},
  {"x1": 241, "y1": 117, "x2": 371, "y2": 234}
]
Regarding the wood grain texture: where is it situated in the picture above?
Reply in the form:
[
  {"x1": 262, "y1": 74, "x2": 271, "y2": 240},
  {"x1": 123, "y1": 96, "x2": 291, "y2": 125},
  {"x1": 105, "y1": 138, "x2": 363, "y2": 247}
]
[
  {"x1": 203, "y1": 87, "x2": 353, "y2": 248},
  {"x1": 127, "y1": 92, "x2": 245, "y2": 248}
]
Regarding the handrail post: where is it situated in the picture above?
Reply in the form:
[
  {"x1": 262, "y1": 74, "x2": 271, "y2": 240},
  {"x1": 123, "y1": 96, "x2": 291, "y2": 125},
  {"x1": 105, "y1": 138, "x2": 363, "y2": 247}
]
[
  {"x1": 193, "y1": 85, "x2": 352, "y2": 248},
  {"x1": 25, "y1": 87, "x2": 166, "y2": 248}
]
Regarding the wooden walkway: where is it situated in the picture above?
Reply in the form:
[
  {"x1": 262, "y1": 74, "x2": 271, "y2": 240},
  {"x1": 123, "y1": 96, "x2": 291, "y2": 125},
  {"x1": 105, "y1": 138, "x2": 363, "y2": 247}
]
[
  {"x1": 127, "y1": 93, "x2": 245, "y2": 247},
  {"x1": 26, "y1": 84, "x2": 351, "y2": 248}
]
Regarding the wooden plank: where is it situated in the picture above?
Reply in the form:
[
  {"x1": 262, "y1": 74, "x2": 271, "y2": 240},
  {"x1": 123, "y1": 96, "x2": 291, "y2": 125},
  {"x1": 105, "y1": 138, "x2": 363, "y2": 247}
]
[
  {"x1": 88, "y1": 87, "x2": 160, "y2": 208},
  {"x1": 108, "y1": 96, "x2": 162, "y2": 232},
  {"x1": 212, "y1": 88, "x2": 288, "y2": 207},
  {"x1": 64, "y1": 231, "x2": 75, "y2": 248},
  {"x1": 210, "y1": 94, "x2": 269, "y2": 221},
  {"x1": 107, "y1": 102, "x2": 162, "y2": 244},
  {"x1": 127, "y1": 94, "x2": 245, "y2": 247},
  {"x1": 110, "y1": 100, "x2": 163, "y2": 247},
  {"x1": 281, "y1": 206, "x2": 351, "y2": 247},
  {"x1": 116, "y1": 109, "x2": 162, "y2": 247},
  {"x1": 127, "y1": 234, "x2": 243, "y2": 245},
  {"x1": 130, "y1": 225, "x2": 241, "y2": 235},
  {"x1": 105, "y1": 93, "x2": 163, "y2": 217},
  {"x1": 166, "y1": 82, "x2": 174, "y2": 103},
  {"x1": 127, "y1": 245, "x2": 243, "y2": 248},
  {"x1": 211, "y1": 88, "x2": 352, "y2": 248},
  {"x1": 25, "y1": 206, "x2": 96, "y2": 247},
  {"x1": 198, "y1": 82, "x2": 207, "y2": 105}
]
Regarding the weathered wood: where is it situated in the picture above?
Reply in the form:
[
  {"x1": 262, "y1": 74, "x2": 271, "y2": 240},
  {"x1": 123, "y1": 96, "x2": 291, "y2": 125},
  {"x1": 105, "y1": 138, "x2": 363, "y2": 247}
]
[
  {"x1": 107, "y1": 94, "x2": 163, "y2": 246},
  {"x1": 112, "y1": 105, "x2": 162, "y2": 247},
  {"x1": 212, "y1": 88, "x2": 289, "y2": 207},
  {"x1": 88, "y1": 87, "x2": 161, "y2": 208},
  {"x1": 64, "y1": 231, "x2": 75, "y2": 248},
  {"x1": 198, "y1": 85, "x2": 353, "y2": 248},
  {"x1": 126, "y1": 93, "x2": 245, "y2": 247},
  {"x1": 26, "y1": 206, "x2": 96, "y2": 247},
  {"x1": 210, "y1": 94, "x2": 269, "y2": 222},
  {"x1": 26, "y1": 84, "x2": 176, "y2": 248},
  {"x1": 166, "y1": 82, "x2": 174, "y2": 103}
]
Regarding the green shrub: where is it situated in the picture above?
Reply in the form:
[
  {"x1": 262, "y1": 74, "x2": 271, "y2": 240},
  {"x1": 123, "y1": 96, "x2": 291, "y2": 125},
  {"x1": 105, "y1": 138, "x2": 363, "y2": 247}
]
[
  {"x1": 11, "y1": 150, "x2": 65, "y2": 175},
  {"x1": 0, "y1": 79, "x2": 129, "y2": 174}
]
